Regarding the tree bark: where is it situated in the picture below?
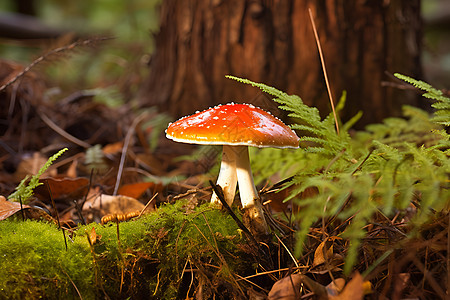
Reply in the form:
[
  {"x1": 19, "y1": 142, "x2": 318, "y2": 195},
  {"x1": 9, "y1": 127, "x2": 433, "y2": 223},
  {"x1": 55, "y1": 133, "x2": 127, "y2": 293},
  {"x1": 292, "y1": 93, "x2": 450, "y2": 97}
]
[{"x1": 139, "y1": 0, "x2": 422, "y2": 127}]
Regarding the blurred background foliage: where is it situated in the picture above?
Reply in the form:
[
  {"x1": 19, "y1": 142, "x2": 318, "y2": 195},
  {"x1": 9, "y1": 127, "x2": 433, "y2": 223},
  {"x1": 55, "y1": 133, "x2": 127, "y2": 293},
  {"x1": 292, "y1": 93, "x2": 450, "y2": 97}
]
[
  {"x1": 421, "y1": 0, "x2": 450, "y2": 88},
  {"x1": 0, "y1": 0, "x2": 448, "y2": 100},
  {"x1": 0, "y1": 0, "x2": 161, "y2": 105}
]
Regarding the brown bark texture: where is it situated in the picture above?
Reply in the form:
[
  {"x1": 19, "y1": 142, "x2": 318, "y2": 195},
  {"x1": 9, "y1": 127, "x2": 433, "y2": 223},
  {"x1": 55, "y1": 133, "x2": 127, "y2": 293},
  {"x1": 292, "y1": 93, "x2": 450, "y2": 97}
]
[{"x1": 139, "y1": 0, "x2": 422, "y2": 126}]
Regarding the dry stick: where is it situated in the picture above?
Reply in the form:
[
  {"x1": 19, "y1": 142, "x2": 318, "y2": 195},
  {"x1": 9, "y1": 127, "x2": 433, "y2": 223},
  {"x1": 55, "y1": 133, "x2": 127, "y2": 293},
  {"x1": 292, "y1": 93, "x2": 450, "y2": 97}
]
[
  {"x1": 411, "y1": 255, "x2": 447, "y2": 299},
  {"x1": 38, "y1": 110, "x2": 92, "y2": 148},
  {"x1": 308, "y1": 8, "x2": 340, "y2": 135},
  {"x1": 113, "y1": 112, "x2": 148, "y2": 196},
  {"x1": 152, "y1": 268, "x2": 163, "y2": 296},
  {"x1": 208, "y1": 180, "x2": 259, "y2": 248},
  {"x1": 288, "y1": 272, "x2": 300, "y2": 300},
  {"x1": 137, "y1": 192, "x2": 158, "y2": 218},
  {"x1": 185, "y1": 259, "x2": 195, "y2": 298},
  {"x1": 46, "y1": 180, "x2": 68, "y2": 251},
  {"x1": 60, "y1": 266, "x2": 84, "y2": 300},
  {"x1": 236, "y1": 266, "x2": 306, "y2": 282},
  {"x1": 274, "y1": 233, "x2": 299, "y2": 268},
  {"x1": 18, "y1": 196, "x2": 25, "y2": 221},
  {"x1": 0, "y1": 38, "x2": 112, "y2": 93}
]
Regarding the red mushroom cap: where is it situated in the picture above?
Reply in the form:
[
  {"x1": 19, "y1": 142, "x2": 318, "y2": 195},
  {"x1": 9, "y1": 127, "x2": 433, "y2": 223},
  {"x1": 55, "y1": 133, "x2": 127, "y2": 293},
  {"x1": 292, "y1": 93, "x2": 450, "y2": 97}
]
[{"x1": 166, "y1": 103, "x2": 299, "y2": 148}]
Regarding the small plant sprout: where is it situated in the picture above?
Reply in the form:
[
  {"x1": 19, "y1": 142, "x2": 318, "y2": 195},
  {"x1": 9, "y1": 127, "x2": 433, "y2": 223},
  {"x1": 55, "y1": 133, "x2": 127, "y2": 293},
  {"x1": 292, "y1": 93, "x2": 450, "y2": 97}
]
[
  {"x1": 8, "y1": 148, "x2": 68, "y2": 204},
  {"x1": 166, "y1": 103, "x2": 299, "y2": 237}
]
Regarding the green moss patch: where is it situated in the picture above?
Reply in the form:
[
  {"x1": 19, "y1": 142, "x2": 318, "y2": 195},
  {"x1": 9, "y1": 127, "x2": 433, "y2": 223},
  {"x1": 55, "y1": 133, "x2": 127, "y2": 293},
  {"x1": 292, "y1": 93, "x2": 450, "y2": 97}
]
[{"x1": 0, "y1": 201, "x2": 252, "y2": 299}]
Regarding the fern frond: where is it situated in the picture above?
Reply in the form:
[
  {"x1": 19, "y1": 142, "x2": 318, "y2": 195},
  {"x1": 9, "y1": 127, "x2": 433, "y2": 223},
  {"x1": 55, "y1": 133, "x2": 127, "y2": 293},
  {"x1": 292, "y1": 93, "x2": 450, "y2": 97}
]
[
  {"x1": 394, "y1": 73, "x2": 436, "y2": 92},
  {"x1": 394, "y1": 73, "x2": 450, "y2": 127},
  {"x1": 8, "y1": 148, "x2": 68, "y2": 203}
]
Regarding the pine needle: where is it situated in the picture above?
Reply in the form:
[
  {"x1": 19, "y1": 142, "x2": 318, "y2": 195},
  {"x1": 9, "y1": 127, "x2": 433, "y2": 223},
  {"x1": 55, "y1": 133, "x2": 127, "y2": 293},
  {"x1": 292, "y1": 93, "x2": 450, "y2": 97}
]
[{"x1": 308, "y1": 8, "x2": 340, "y2": 135}]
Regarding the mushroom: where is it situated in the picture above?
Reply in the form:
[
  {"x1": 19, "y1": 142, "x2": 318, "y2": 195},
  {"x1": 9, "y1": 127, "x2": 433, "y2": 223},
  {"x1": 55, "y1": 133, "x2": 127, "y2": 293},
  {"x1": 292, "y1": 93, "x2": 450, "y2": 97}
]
[{"x1": 166, "y1": 103, "x2": 300, "y2": 237}]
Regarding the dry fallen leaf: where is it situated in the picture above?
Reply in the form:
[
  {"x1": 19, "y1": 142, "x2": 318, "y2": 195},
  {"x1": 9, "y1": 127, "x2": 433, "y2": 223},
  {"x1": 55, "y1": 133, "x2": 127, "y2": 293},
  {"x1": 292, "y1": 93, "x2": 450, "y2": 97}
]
[
  {"x1": 84, "y1": 193, "x2": 145, "y2": 216},
  {"x1": 88, "y1": 226, "x2": 101, "y2": 245},
  {"x1": 325, "y1": 278, "x2": 346, "y2": 296},
  {"x1": 328, "y1": 272, "x2": 371, "y2": 300},
  {"x1": 310, "y1": 236, "x2": 343, "y2": 275},
  {"x1": 102, "y1": 141, "x2": 124, "y2": 155},
  {"x1": 34, "y1": 177, "x2": 89, "y2": 200},
  {"x1": 0, "y1": 195, "x2": 54, "y2": 222},
  {"x1": 313, "y1": 237, "x2": 335, "y2": 267},
  {"x1": 268, "y1": 274, "x2": 328, "y2": 300},
  {"x1": 117, "y1": 181, "x2": 162, "y2": 199},
  {"x1": 268, "y1": 274, "x2": 303, "y2": 300},
  {"x1": 0, "y1": 195, "x2": 30, "y2": 220}
]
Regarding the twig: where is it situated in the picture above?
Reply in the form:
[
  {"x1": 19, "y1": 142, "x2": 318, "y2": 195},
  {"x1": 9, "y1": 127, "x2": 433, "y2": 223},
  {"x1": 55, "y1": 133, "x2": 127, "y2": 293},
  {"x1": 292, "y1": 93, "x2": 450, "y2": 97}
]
[
  {"x1": 185, "y1": 259, "x2": 195, "y2": 298},
  {"x1": 46, "y1": 180, "x2": 68, "y2": 251},
  {"x1": 274, "y1": 233, "x2": 299, "y2": 268},
  {"x1": 153, "y1": 268, "x2": 162, "y2": 296},
  {"x1": 411, "y1": 255, "x2": 447, "y2": 299},
  {"x1": 60, "y1": 266, "x2": 83, "y2": 300},
  {"x1": 38, "y1": 109, "x2": 92, "y2": 148},
  {"x1": 235, "y1": 266, "x2": 306, "y2": 282},
  {"x1": 113, "y1": 112, "x2": 148, "y2": 196},
  {"x1": 138, "y1": 193, "x2": 158, "y2": 218},
  {"x1": 308, "y1": 8, "x2": 340, "y2": 135},
  {"x1": 351, "y1": 149, "x2": 374, "y2": 175},
  {"x1": 208, "y1": 180, "x2": 259, "y2": 247},
  {"x1": 0, "y1": 37, "x2": 112, "y2": 93},
  {"x1": 19, "y1": 196, "x2": 25, "y2": 221}
]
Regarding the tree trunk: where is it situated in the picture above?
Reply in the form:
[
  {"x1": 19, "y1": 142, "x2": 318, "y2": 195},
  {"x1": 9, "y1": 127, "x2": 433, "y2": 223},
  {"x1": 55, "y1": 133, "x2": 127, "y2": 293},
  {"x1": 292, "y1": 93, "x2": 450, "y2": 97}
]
[{"x1": 139, "y1": 0, "x2": 422, "y2": 127}]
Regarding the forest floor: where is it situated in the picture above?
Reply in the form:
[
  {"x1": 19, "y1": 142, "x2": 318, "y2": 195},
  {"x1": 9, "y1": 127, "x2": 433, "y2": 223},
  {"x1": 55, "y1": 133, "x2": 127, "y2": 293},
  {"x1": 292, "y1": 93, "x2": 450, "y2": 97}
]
[{"x1": 0, "y1": 40, "x2": 449, "y2": 299}]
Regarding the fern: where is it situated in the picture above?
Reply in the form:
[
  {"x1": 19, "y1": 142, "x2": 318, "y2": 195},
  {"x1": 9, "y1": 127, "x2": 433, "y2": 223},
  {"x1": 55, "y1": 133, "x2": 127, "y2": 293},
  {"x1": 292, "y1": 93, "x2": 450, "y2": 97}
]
[
  {"x1": 394, "y1": 73, "x2": 450, "y2": 126},
  {"x1": 8, "y1": 148, "x2": 68, "y2": 203},
  {"x1": 228, "y1": 74, "x2": 449, "y2": 274}
]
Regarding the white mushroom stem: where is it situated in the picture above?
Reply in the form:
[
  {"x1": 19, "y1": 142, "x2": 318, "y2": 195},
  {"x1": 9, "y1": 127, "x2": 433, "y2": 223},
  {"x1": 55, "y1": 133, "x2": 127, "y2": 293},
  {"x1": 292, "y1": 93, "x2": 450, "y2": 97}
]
[
  {"x1": 211, "y1": 145, "x2": 268, "y2": 237},
  {"x1": 211, "y1": 145, "x2": 238, "y2": 207},
  {"x1": 234, "y1": 146, "x2": 269, "y2": 236},
  {"x1": 234, "y1": 146, "x2": 259, "y2": 208}
]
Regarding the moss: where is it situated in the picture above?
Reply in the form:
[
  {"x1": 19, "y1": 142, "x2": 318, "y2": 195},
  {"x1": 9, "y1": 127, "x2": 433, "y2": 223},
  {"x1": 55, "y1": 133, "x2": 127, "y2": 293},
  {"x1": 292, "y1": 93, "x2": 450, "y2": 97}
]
[
  {"x1": 0, "y1": 200, "x2": 251, "y2": 299},
  {"x1": 0, "y1": 220, "x2": 94, "y2": 299}
]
